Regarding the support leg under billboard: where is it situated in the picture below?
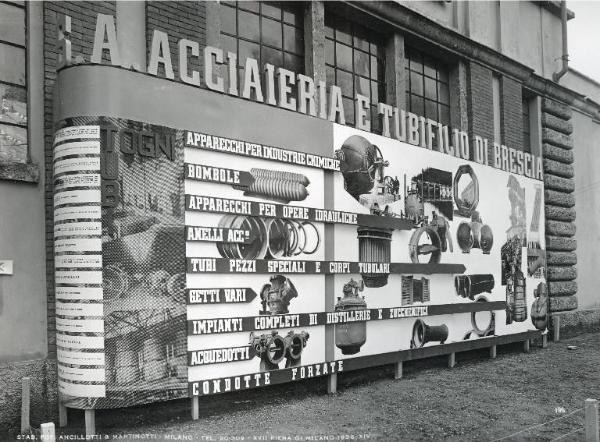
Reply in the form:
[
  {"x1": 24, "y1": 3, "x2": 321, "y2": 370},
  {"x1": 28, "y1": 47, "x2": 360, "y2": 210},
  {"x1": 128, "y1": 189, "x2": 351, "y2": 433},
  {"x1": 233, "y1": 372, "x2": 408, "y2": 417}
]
[
  {"x1": 191, "y1": 396, "x2": 199, "y2": 420},
  {"x1": 58, "y1": 402, "x2": 67, "y2": 427}
]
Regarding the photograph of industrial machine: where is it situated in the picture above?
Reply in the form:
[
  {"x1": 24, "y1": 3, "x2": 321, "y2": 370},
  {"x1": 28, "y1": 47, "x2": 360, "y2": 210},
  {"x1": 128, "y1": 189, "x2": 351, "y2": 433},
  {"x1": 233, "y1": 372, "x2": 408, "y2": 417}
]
[
  {"x1": 249, "y1": 330, "x2": 310, "y2": 371},
  {"x1": 258, "y1": 275, "x2": 298, "y2": 315},
  {"x1": 531, "y1": 282, "x2": 549, "y2": 330},
  {"x1": 527, "y1": 185, "x2": 546, "y2": 277},
  {"x1": 99, "y1": 117, "x2": 188, "y2": 408}
]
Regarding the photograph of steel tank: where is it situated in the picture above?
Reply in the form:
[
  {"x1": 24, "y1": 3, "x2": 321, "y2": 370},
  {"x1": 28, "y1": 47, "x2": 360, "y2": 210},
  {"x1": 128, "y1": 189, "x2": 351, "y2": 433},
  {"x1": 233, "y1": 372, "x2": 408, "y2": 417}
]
[
  {"x1": 527, "y1": 185, "x2": 546, "y2": 277},
  {"x1": 216, "y1": 215, "x2": 320, "y2": 259},
  {"x1": 454, "y1": 274, "x2": 495, "y2": 300},
  {"x1": 335, "y1": 278, "x2": 367, "y2": 355},
  {"x1": 453, "y1": 164, "x2": 479, "y2": 218},
  {"x1": 463, "y1": 297, "x2": 496, "y2": 339},
  {"x1": 507, "y1": 175, "x2": 527, "y2": 246},
  {"x1": 259, "y1": 275, "x2": 298, "y2": 315},
  {"x1": 231, "y1": 168, "x2": 310, "y2": 204},
  {"x1": 531, "y1": 282, "x2": 549, "y2": 330},
  {"x1": 401, "y1": 276, "x2": 430, "y2": 306},
  {"x1": 410, "y1": 319, "x2": 449, "y2": 349},
  {"x1": 456, "y1": 211, "x2": 494, "y2": 254},
  {"x1": 249, "y1": 330, "x2": 310, "y2": 371}
]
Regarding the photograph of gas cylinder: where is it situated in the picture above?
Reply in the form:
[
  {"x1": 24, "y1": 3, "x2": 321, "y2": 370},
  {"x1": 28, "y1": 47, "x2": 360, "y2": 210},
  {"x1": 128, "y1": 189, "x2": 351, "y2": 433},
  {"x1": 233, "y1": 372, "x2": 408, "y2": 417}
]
[{"x1": 336, "y1": 135, "x2": 495, "y2": 283}]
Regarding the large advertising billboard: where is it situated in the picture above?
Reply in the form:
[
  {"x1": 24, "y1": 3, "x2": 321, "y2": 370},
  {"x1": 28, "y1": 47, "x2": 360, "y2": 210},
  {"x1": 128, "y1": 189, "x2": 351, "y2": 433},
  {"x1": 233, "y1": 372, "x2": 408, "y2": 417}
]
[{"x1": 53, "y1": 111, "x2": 547, "y2": 408}]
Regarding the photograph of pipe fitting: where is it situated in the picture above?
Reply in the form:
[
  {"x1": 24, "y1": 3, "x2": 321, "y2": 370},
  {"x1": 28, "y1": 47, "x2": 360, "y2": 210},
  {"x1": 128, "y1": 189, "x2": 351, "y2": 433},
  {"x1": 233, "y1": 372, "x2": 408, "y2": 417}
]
[
  {"x1": 456, "y1": 211, "x2": 494, "y2": 254},
  {"x1": 507, "y1": 175, "x2": 527, "y2": 246},
  {"x1": 336, "y1": 135, "x2": 400, "y2": 211},
  {"x1": 231, "y1": 168, "x2": 309, "y2": 204},
  {"x1": 409, "y1": 211, "x2": 453, "y2": 264},
  {"x1": 357, "y1": 226, "x2": 392, "y2": 287},
  {"x1": 335, "y1": 278, "x2": 367, "y2": 355},
  {"x1": 401, "y1": 276, "x2": 430, "y2": 305},
  {"x1": 410, "y1": 319, "x2": 449, "y2": 349},
  {"x1": 249, "y1": 330, "x2": 310, "y2": 371},
  {"x1": 455, "y1": 274, "x2": 495, "y2": 300},
  {"x1": 463, "y1": 296, "x2": 496, "y2": 339},
  {"x1": 453, "y1": 164, "x2": 479, "y2": 218},
  {"x1": 259, "y1": 275, "x2": 298, "y2": 315},
  {"x1": 531, "y1": 282, "x2": 549, "y2": 330},
  {"x1": 217, "y1": 215, "x2": 320, "y2": 259}
]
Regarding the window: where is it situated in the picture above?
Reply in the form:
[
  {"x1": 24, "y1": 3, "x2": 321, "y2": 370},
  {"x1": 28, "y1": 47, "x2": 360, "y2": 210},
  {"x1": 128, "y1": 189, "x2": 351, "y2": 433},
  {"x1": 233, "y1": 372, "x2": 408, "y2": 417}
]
[
  {"x1": 522, "y1": 97, "x2": 531, "y2": 153},
  {"x1": 219, "y1": 1, "x2": 304, "y2": 94},
  {"x1": 405, "y1": 46, "x2": 450, "y2": 127},
  {"x1": 0, "y1": 1, "x2": 27, "y2": 163},
  {"x1": 492, "y1": 74, "x2": 501, "y2": 144},
  {"x1": 325, "y1": 14, "x2": 386, "y2": 132}
]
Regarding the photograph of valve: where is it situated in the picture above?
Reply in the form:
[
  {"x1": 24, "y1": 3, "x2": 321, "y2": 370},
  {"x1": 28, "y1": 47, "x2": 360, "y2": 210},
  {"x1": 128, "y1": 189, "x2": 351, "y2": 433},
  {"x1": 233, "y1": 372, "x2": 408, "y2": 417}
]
[
  {"x1": 249, "y1": 330, "x2": 310, "y2": 372},
  {"x1": 455, "y1": 274, "x2": 495, "y2": 300},
  {"x1": 231, "y1": 168, "x2": 310, "y2": 204}
]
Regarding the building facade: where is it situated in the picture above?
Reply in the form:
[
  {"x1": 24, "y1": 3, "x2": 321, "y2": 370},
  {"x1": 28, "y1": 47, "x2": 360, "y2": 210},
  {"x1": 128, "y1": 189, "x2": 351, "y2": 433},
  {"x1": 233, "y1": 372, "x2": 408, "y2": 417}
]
[{"x1": 1, "y1": 0, "x2": 598, "y2": 432}]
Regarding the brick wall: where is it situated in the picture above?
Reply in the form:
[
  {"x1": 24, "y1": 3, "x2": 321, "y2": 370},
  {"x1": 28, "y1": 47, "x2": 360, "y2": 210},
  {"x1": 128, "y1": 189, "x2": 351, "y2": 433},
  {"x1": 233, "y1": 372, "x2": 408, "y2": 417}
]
[
  {"x1": 43, "y1": 1, "x2": 117, "y2": 360},
  {"x1": 466, "y1": 62, "x2": 494, "y2": 162},
  {"x1": 146, "y1": 1, "x2": 206, "y2": 83},
  {"x1": 500, "y1": 76, "x2": 523, "y2": 151}
]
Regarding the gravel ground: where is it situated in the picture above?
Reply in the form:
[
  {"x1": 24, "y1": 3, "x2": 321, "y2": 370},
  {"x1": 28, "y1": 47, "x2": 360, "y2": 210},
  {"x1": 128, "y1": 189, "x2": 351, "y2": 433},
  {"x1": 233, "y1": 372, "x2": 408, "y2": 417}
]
[{"x1": 13, "y1": 332, "x2": 600, "y2": 441}]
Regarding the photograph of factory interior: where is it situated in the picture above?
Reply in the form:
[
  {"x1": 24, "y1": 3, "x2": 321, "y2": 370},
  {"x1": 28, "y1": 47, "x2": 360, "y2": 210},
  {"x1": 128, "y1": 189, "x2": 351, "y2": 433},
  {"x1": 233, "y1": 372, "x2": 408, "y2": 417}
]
[{"x1": 0, "y1": 0, "x2": 599, "y2": 437}]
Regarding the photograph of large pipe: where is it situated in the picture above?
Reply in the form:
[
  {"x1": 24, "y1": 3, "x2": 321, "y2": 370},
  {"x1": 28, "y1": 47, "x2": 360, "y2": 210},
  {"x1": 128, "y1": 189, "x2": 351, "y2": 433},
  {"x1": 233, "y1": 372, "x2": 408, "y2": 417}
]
[
  {"x1": 410, "y1": 319, "x2": 449, "y2": 349},
  {"x1": 455, "y1": 274, "x2": 495, "y2": 300}
]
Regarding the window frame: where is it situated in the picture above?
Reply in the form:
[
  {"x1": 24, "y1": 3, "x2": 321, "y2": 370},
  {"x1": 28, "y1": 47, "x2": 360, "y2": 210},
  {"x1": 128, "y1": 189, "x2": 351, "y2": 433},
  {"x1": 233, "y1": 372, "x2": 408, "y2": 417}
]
[
  {"x1": 0, "y1": 0, "x2": 29, "y2": 164},
  {"x1": 324, "y1": 13, "x2": 386, "y2": 132},
  {"x1": 219, "y1": 1, "x2": 305, "y2": 93},
  {"x1": 404, "y1": 45, "x2": 451, "y2": 127}
]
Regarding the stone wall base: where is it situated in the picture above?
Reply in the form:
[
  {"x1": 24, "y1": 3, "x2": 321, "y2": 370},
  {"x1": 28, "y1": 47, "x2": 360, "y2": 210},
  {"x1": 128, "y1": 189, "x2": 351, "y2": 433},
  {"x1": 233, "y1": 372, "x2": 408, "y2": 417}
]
[
  {"x1": 0, "y1": 358, "x2": 57, "y2": 436},
  {"x1": 551, "y1": 308, "x2": 600, "y2": 339}
]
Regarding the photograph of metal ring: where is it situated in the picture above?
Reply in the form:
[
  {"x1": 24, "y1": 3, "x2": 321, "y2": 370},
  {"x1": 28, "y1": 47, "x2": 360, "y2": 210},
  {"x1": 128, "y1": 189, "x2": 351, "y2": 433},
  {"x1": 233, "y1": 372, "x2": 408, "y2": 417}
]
[
  {"x1": 289, "y1": 219, "x2": 307, "y2": 256},
  {"x1": 236, "y1": 216, "x2": 268, "y2": 259},
  {"x1": 470, "y1": 297, "x2": 495, "y2": 337},
  {"x1": 453, "y1": 164, "x2": 479, "y2": 217},
  {"x1": 266, "y1": 218, "x2": 287, "y2": 258},
  {"x1": 300, "y1": 221, "x2": 320, "y2": 255}
]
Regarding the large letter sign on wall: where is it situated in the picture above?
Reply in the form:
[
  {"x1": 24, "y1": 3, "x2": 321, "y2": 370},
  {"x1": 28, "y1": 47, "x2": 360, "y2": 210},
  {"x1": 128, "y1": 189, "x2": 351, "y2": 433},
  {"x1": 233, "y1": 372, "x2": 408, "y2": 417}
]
[{"x1": 53, "y1": 73, "x2": 547, "y2": 409}]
